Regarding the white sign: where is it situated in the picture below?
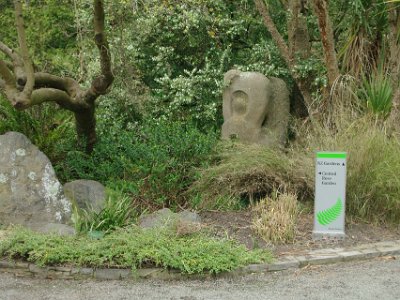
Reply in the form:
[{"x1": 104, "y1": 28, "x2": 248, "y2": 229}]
[{"x1": 313, "y1": 152, "x2": 347, "y2": 239}]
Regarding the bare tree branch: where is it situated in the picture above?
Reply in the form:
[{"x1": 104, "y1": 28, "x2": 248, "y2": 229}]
[
  {"x1": 0, "y1": 60, "x2": 16, "y2": 87},
  {"x1": 254, "y1": 0, "x2": 293, "y2": 69},
  {"x1": 31, "y1": 88, "x2": 73, "y2": 107},
  {"x1": 0, "y1": 59, "x2": 19, "y2": 105},
  {"x1": 34, "y1": 72, "x2": 80, "y2": 94},
  {"x1": 14, "y1": 0, "x2": 34, "y2": 98},
  {"x1": 0, "y1": 41, "x2": 21, "y2": 62},
  {"x1": 0, "y1": 0, "x2": 113, "y2": 152},
  {"x1": 88, "y1": 0, "x2": 114, "y2": 97},
  {"x1": 0, "y1": 41, "x2": 27, "y2": 86}
]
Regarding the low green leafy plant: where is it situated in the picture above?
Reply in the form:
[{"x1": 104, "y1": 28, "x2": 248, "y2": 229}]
[{"x1": 0, "y1": 226, "x2": 272, "y2": 274}]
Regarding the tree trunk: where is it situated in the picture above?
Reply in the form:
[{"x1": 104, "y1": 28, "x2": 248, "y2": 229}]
[
  {"x1": 288, "y1": 0, "x2": 311, "y2": 60},
  {"x1": 254, "y1": 0, "x2": 292, "y2": 68},
  {"x1": 254, "y1": 0, "x2": 309, "y2": 117},
  {"x1": 288, "y1": 0, "x2": 312, "y2": 116},
  {"x1": 387, "y1": 4, "x2": 400, "y2": 132},
  {"x1": 75, "y1": 105, "x2": 96, "y2": 153},
  {"x1": 311, "y1": 0, "x2": 340, "y2": 89}
]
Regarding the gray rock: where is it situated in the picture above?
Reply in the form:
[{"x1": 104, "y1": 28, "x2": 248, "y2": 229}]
[
  {"x1": 138, "y1": 208, "x2": 176, "y2": 229},
  {"x1": 0, "y1": 132, "x2": 72, "y2": 229},
  {"x1": 30, "y1": 223, "x2": 76, "y2": 236},
  {"x1": 222, "y1": 70, "x2": 290, "y2": 147},
  {"x1": 177, "y1": 210, "x2": 201, "y2": 224},
  {"x1": 138, "y1": 209, "x2": 201, "y2": 235},
  {"x1": 63, "y1": 180, "x2": 106, "y2": 213}
]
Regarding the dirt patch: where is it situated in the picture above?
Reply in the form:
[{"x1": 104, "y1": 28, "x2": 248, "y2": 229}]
[{"x1": 200, "y1": 210, "x2": 400, "y2": 257}]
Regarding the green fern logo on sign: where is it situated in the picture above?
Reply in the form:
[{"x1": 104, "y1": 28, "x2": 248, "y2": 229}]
[{"x1": 317, "y1": 198, "x2": 343, "y2": 226}]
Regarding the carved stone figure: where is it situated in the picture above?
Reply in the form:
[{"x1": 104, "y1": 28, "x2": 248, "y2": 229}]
[{"x1": 222, "y1": 70, "x2": 290, "y2": 147}]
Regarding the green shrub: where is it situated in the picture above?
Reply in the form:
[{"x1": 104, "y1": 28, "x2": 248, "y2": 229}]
[
  {"x1": 113, "y1": 0, "x2": 293, "y2": 128},
  {"x1": 0, "y1": 226, "x2": 272, "y2": 274},
  {"x1": 57, "y1": 120, "x2": 218, "y2": 208}
]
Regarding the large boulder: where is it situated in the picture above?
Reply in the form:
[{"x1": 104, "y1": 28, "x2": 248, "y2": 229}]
[
  {"x1": 64, "y1": 179, "x2": 106, "y2": 213},
  {"x1": 0, "y1": 132, "x2": 72, "y2": 230}
]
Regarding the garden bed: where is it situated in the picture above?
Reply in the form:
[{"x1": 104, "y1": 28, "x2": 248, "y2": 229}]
[{"x1": 201, "y1": 210, "x2": 400, "y2": 257}]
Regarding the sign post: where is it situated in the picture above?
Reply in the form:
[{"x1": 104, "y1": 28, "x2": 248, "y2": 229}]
[{"x1": 313, "y1": 152, "x2": 347, "y2": 239}]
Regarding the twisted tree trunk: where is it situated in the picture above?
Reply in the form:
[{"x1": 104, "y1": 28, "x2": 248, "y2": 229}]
[{"x1": 0, "y1": 0, "x2": 114, "y2": 152}]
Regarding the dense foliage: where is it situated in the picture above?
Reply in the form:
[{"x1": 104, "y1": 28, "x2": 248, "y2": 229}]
[
  {"x1": 58, "y1": 120, "x2": 218, "y2": 208},
  {"x1": 1, "y1": 0, "x2": 400, "y2": 227}
]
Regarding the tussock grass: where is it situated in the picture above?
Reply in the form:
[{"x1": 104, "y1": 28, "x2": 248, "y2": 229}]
[
  {"x1": 190, "y1": 142, "x2": 313, "y2": 209},
  {"x1": 297, "y1": 111, "x2": 400, "y2": 223},
  {"x1": 252, "y1": 193, "x2": 298, "y2": 243}
]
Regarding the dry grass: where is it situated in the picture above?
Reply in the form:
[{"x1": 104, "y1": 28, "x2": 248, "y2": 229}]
[
  {"x1": 251, "y1": 193, "x2": 298, "y2": 243},
  {"x1": 294, "y1": 103, "x2": 400, "y2": 223}
]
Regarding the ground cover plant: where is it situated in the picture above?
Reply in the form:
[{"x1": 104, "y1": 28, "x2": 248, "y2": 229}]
[{"x1": 0, "y1": 226, "x2": 272, "y2": 274}]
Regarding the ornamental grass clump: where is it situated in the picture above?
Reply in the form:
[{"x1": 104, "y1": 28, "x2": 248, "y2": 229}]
[
  {"x1": 252, "y1": 193, "x2": 298, "y2": 243},
  {"x1": 190, "y1": 142, "x2": 313, "y2": 210}
]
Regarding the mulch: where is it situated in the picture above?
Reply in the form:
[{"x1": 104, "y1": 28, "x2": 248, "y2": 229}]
[{"x1": 200, "y1": 210, "x2": 400, "y2": 257}]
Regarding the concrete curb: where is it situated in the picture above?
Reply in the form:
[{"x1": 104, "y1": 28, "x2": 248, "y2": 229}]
[{"x1": 1, "y1": 240, "x2": 399, "y2": 281}]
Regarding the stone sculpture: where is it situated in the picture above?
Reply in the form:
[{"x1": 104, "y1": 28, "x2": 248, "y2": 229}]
[
  {"x1": 0, "y1": 132, "x2": 72, "y2": 230},
  {"x1": 222, "y1": 70, "x2": 290, "y2": 147}
]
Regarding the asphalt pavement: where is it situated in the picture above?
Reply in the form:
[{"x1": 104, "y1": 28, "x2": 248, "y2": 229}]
[{"x1": 1, "y1": 257, "x2": 399, "y2": 300}]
